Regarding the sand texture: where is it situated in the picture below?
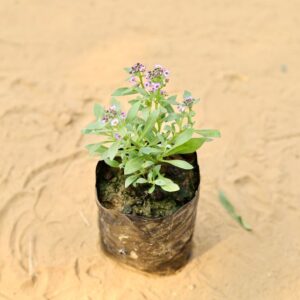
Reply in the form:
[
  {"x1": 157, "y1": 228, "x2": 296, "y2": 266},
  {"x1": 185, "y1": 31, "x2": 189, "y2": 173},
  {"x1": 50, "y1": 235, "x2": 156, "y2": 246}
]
[{"x1": 0, "y1": 0, "x2": 300, "y2": 299}]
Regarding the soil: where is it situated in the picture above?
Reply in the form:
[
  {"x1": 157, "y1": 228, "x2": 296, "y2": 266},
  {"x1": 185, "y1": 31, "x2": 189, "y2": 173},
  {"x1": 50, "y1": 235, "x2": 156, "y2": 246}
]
[{"x1": 97, "y1": 154, "x2": 200, "y2": 217}]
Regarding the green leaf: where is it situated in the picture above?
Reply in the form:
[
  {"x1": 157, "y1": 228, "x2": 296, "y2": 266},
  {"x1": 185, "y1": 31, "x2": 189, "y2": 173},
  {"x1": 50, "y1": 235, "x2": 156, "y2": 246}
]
[
  {"x1": 124, "y1": 157, "x2": 144, "y2": 175},
  {"x1": 136, "y1": 178, "x2": 148, "y2": 184},
  {"x1": 139, "y1": 110, "x2": 159, "y2": 139},
  {"x1": 142, "y1": 161, "x2": 155, "y2": 168},
  {"x1": 154, "y1": 177, "x2": 179, "y2": 192},
  {"x1": 107, "y1": 142, "x2": 119, "y2": 160},
  {"x1": 218, "y1": 191, "x2": 252, "y2": 231},
  {"x1": 124, "y1": 67, "x2": 131, "y2": 73},
  {"x1": 104, "y1": 159, "x2": 120, "y2": 168},
  {"x1": 166, "y1": 95, "x2": 177, "y2": 104},
  {"x1": 165, "y1": 138, "x2": 207, "y2": 156},
  {"x1": 110, "y1": 97, "x2": 121, "y2": 109},
  {"x1": 160, "y1": 100, "x2": 174, "y2": 113},
  {"x1": 161, "y1": 184, "x2": 180, "y2": 192},
  {"x1": 183, "y1": 90, "x2": 192, "y2": 98},
  {"x1": 165, "y1": 113, "x2": 179, "y2": 122},
  {"x1": 174, "y1": 128, "x2": 194, "y2": 146},
  {"x1": 140, "y1": 107, "x2": 149, "y2": 121},
  {"x1": 134, "y1": 87, "x2": 149, "y2": 96},
  {"x1": 82, "y1": 122, "x2": 107, "y2": 135},
  {"x1": 127, "y1": 101, "x2": 141, "y2": 121},
  {"x1": 93, "y1": 103, "x2": 105, "y2": 120},
  {"x1": 112, "y1": 87, "x2": 138, "y2": 96},
  {"x1": 148, "y1": 185, "x2": 155, "y2": 194},
  {"x1": 85, "y1": 143, "x2": 108, "y2": 155},
  {"x1": 83, "y1": 121, "x2": 104, "y2": 131},
  {"x1": 140, "y1": 147, "x2": 161, "y2": 155},
  {"x1": 125, "y1": 174, "x2": 138, "y2": 188},
  {"x1": 152, "y1": 165, "x2": 161, "y2": 175},
  {"x1": 195, "y1": 129, "x2": 221, "y2": 138},
  {"x1": 128, "y1": 99, "x2": 140, "y2": 104},
  {"x1": 162, "y1": 159, "x2": 193, "y2": 170}
]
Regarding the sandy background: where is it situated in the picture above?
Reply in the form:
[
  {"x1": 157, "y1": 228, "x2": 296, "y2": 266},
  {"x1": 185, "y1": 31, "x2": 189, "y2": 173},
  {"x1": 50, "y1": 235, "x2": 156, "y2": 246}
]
[{"x1": 0, "y1": 0, "x2": 300, "y2": 299}]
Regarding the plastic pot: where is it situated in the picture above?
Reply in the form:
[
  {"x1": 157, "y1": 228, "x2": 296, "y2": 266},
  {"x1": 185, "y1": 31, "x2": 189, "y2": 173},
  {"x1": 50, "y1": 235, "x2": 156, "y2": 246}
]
[{"x1": 95, "y1": 154, "x2": 200, "y2": 275}]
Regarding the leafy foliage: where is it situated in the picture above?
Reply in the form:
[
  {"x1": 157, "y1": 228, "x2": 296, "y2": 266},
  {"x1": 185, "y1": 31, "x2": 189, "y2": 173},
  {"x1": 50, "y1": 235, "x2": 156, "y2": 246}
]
[
  {"x1": 83, "y1": 63, "x2": 220, "y2": 192},
  {"x1": 218, "y1": 191, "x2": 252, "y2": 231}
]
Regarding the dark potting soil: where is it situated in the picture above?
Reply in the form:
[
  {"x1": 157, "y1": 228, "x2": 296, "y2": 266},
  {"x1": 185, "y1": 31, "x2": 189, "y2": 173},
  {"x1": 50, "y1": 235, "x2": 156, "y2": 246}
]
[{"x1": 96, "y1": 154, "x2": 200, "y2": 218}]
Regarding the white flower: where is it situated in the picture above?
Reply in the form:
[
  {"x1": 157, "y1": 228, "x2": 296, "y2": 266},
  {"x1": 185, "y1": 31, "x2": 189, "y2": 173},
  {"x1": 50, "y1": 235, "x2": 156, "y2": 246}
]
[
  {"x1": 109, "y1": 105, "x2": 117, "y2": 112},
  {"x1": 177, "y1": 105, "x2": 186, "y2": 113},
  {"x1": 111, "y1": 118, "x2": 119, "y2": 126}
]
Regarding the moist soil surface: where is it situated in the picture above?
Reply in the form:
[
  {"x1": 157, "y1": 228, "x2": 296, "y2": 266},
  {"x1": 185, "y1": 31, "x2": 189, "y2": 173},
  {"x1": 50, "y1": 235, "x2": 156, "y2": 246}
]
[{"x1": 97, "y1": 154, "x2": 200, "y2": 218}]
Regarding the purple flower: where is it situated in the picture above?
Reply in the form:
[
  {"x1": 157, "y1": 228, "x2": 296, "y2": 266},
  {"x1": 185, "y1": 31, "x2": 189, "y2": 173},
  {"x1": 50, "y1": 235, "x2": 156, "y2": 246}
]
[
  {"x1": 163, "y1": 69, "x2": 170, "y2": 77},
  {"x1": 154, "y1": 64, "x2": 163, "y2": 69},
  {"x1": 183, "y1": 96, "x2": 195, "y2": 107},
  {"x1": 111, "y1": 118, "x2": 119, "y2": 126},
  {"x1": 160, "y1": 90, "x2": 167, "y2": 95},
  {"x1": 145, "y1": 81, "x2": 151, "y2": 87},
  {"x1": 129, "y1": 76, "x2": 136, "y2": 85},
  {"x1": 120, "y1": 112, "x2": 126, "y2": 119},
  {"x1": 152, "y1": 82, "x2": 161, "y2": 91},
  {"x1": 130, "y1": 63, "x2": 146, "y2": 74},
  {"x1": 184, "y1": 96, "x2": 193, "y2": 101},
  {"x1": 115, "y1": 133, "x2": 121, "y2": 140},
  {"x1": 139, "y1": 64, "x2": 146, "y2": 72}
]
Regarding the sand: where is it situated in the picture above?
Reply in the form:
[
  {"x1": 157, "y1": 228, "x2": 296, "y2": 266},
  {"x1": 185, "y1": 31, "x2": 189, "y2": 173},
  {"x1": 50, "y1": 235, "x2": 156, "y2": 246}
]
[{"x1": 0, "y1": 0, "x2": 300, "y2": 299}]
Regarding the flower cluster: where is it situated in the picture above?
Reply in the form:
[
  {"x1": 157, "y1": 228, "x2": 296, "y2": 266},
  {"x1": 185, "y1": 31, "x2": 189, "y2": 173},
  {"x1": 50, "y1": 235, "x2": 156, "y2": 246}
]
[
  {"x1": 146, "y1": 64, "x2": 170, "y2": 81},
  {"x1": 177, "y1": 96, "x2": 196, "y2": 113},
  {"x1": 128, "y1": 63, "x2": 170, "y2": 94},
  {"x1": 83, "y1": 62, "x2": 220, "y2": 193},
  {"x1": 144, "y1": 65, "x2": 169, "y2": 93},
  {"x1": 101, "y1": 105, "x2": 126, "y2": 128},
  {"x1": 183, "y1": 96, "x2": 195, "y2": 107},
  {"x1": 144, "y1": 81, "x2": 162, "y2": 93},
  {"x1": 129, "y1": 63, "x2": 146, "y2": 74}
]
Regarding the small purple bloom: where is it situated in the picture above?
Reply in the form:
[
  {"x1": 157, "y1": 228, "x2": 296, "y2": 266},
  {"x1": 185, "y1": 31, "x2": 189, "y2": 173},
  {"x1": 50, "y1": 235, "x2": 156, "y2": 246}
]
[
  {"x1": 120, "y1": 112, "x2": 126, "y2": 119},
  {"x1": 160, "y1": 90, "x2": 167, "y2": 95},
  {"x1": 154, "y1": 64, "x2": 163, "y2": 69},
  {"x1": 184, "y1": 96, "x2": 193, "y2": 101},
  {"x1": 145, "y1": 71, "x2": 151, "y2": 80},
  {"x1": 163, "y1": 69, "x2": 170, "y2": 77},
  {"x1": 129, "y1": 76, "x2": 136, "y2": 84},
  {"x1": 130, "y1": 62, "x2": 146, "y2": 74},
  {"x1": 139, "y1": 64, "x2": 146, "y2": 72},
  {"x1": 115, "y1": 133, "x2": 121, "y2": 140},
  {"x1": 152, "y1": 82, "x2": 161, "y2": 91},
  {"x1": 145, "y1": 81, "x2": 151, "y2": 88},
  {"x1": 183, "y1": 96, "x2": 195, "y2": 107}
]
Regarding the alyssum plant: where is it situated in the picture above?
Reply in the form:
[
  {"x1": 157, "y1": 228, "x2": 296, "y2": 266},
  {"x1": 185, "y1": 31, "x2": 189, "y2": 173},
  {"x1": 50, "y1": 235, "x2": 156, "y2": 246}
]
[
  {"x1": 82, "y1": 63, "x2": 220, "y2": 274},
  {"x1": 83, "y1": 63, "x2": 220, "y2": 194}
]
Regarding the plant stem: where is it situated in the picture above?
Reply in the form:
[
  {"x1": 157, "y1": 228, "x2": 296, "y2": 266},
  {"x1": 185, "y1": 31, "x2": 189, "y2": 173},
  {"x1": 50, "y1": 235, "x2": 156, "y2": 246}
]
[{"x1": 138, "y1": 72, "x2": 145, "y2": 89}]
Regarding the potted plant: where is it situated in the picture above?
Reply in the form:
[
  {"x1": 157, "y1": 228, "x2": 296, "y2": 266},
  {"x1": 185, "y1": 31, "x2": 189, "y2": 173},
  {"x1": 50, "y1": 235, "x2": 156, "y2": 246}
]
[{"x1": 82, "y1": 63, "x2": 220, "y2": 275}]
